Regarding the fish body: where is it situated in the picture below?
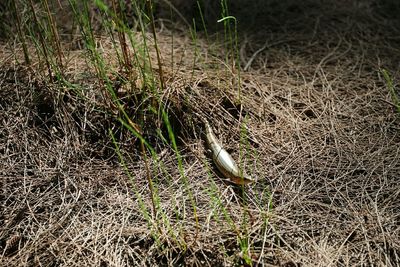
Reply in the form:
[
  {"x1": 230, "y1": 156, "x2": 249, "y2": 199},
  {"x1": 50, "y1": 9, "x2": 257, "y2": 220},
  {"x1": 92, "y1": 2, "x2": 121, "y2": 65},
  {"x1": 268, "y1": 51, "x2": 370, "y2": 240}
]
[{"x1": 204, "y1": 120, "x2": 254, "y2": 185}]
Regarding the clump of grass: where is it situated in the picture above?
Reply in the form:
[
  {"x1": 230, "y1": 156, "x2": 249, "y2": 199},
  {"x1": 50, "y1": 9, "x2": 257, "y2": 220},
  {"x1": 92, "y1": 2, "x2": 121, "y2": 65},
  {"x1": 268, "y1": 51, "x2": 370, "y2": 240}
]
[
  {"x1": 381, "y1": 69, "x2": 400, "y2": 113},
  {"x1": 66, "y1": 0, "x2": 202, "y2": 251},
  {"x1": 15, "y1": 0, "x2": 65, "y2": 79},
  {"x1": 8, "y1": 0, "x2": 267, "y2": 264}
]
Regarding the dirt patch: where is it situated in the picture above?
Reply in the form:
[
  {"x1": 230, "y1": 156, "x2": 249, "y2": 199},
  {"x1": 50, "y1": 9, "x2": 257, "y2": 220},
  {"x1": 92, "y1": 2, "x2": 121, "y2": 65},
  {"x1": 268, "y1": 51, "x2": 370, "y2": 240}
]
[{"x1": 1, "y1": 0, "x2": 400, "y2": 266}]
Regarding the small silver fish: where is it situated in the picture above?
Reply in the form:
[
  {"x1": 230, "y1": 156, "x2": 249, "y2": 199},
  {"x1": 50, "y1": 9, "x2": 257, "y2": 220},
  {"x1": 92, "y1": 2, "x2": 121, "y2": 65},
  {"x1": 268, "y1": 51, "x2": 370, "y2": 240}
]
[{"x1": 204, "y1": 120, "x2": 254, "y2": 185}]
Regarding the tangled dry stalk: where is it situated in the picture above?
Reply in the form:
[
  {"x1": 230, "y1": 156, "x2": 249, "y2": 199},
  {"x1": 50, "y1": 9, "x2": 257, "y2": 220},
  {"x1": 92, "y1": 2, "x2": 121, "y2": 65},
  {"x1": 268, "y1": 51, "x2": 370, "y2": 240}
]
[{"x1": 1, "y1": 0, "x2": 400, "y2": 266}]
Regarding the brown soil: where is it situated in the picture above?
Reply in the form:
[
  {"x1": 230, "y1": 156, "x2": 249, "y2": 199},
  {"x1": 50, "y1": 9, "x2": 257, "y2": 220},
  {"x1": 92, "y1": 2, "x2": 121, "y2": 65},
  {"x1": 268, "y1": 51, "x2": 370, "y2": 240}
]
[{"x1": 1, "y1": 0, "x2": 400, "y2": 266}]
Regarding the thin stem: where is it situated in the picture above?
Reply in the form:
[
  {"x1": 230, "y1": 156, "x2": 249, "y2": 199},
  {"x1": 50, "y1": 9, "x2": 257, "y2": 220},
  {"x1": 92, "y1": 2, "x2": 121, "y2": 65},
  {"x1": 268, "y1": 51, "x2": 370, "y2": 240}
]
[
  {"x1": 28, "y1": 0, "x2": 52, "y2": 79},
  {"x1": 43, "y1": 0, "x2": 63, "y2": 69},
  {"x1": 12, "y1": 0, "x2": 31, "y2": 65},
  {"x1": 146, "y1": 0, "x2": 165, "y2": 92}
]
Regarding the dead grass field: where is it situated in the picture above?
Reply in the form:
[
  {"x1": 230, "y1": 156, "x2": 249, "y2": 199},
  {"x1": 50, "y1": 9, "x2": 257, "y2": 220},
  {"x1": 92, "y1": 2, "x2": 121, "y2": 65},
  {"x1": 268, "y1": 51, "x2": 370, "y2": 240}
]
[{"x1": 1, "y1": 0, "x2": 400, "y2": 266}]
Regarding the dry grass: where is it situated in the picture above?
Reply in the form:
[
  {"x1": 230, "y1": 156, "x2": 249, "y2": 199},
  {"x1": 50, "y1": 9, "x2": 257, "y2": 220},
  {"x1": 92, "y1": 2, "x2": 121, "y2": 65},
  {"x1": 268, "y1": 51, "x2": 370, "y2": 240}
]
[{"x1": 1, "y1": 0, "x2": 400, "y2": 266}]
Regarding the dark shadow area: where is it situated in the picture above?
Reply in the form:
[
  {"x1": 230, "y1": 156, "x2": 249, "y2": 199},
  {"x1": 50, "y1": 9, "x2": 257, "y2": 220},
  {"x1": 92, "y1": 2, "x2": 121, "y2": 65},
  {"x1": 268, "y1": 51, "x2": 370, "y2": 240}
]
[
  {"x1": 153, "y1": 0, "x2": 400, "y2": 72},
  {"x1": 164, "y1": 0, "x2": 400, "y2": 34}
]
